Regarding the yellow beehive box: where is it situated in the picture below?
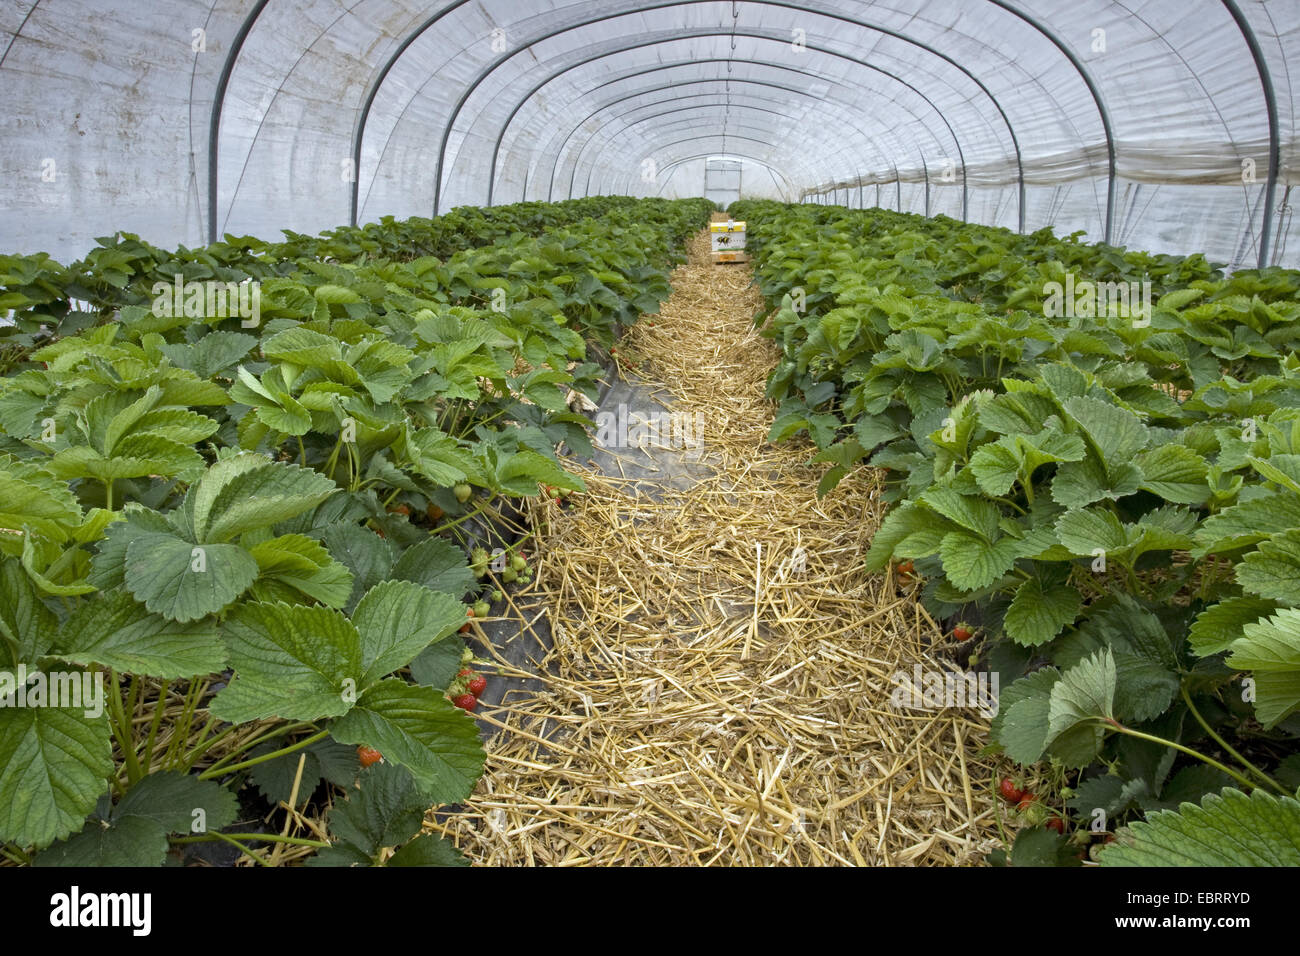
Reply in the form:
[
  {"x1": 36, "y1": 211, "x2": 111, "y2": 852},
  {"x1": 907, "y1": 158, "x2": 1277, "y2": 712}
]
[{"x1": 709, "y1": 220, "x2": 746, "y2": 254}]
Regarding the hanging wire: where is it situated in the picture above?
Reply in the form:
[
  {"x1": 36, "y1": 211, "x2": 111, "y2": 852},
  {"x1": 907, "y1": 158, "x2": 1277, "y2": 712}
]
[
  {"x1": 720, "y1": 0, "x2": 740, "y2": 159},
  {"x1": 1274, "y1": 185, "x2": 1293, "y2": 266}
]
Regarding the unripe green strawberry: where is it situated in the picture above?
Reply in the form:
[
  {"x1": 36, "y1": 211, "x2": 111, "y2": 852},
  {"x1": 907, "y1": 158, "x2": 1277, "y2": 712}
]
[
  {"x1": 471, "y1": 547, "x2": 490, "y2": 565},
  {"x1": 502, "y1": 567, "x2": 518, "y2": 583},
  {"x1": 510, "y1": 555, "x2": 527, "y2": 572},
  {"x1": 473, "y1": 600, "x2": 490, "y2": 618},
  {"x1": 1020, "y1": 799, "x2": 1048, "y2": 827},
  {"x1": 489, "y1": 589, "x2": 503, "y2": 602},
  {"x1": 453, "y1": 483, "x2": 472, "y2": 503}
]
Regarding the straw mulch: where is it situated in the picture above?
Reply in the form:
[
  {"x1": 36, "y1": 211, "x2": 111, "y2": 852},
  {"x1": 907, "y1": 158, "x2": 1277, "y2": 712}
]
[{"x1": 432, "y1": 227, "x2": 1003, "y2": 865}]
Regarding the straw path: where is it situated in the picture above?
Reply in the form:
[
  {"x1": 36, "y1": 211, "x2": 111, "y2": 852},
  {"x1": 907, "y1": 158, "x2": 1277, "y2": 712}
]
[{"x1": 434, "y1": 224, "x2": 1002, "y2": 865}]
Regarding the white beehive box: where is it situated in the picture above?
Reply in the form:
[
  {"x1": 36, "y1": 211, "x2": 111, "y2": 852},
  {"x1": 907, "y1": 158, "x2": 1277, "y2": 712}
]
[{"x1": 710, "y1": 220, "x2": 747, "y2": 262}]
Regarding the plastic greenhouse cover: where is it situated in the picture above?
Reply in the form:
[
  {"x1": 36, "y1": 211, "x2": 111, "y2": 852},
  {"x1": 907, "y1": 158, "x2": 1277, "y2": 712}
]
[{"x1": 0, "y1": 0, "x2": 1295, "y2": 269}]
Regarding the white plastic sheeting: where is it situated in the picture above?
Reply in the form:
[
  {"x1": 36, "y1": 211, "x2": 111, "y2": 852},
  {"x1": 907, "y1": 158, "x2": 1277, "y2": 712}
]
[{"x1": 0, "y1": 0, "x2": 1295, "y2": 268}]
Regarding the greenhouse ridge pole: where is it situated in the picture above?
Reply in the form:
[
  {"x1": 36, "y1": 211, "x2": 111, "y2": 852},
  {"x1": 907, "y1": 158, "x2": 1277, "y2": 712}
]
[
  {"x1": 1220, "y1": 0, "x2": 1281, "y2": 269},
  {"x1": 207, "y1": 0, "x2": 272, "y2": 244}
]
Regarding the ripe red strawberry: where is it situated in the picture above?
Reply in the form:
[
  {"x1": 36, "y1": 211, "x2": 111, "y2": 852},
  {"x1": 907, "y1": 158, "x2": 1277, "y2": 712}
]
[
  {"x1": 953, "y1": 623, "x2": 974, "y2": 641},
  {"x1": 452, "y1": 693, "x2": 477, "y2": 711},
  {"x1": 1046, "y1": 816, "x2": 1064, "y2": 834},
  {"x1": 998, "y1": 778, "x2": 1023, "y2": 803},
  {"x1": 468, "y1": 674, "x2": 487, "y2": 697},
  {"x1": 896, "y1": 560, "x2": 914, "y2": 581},
  {"x1": 1017, "y1": 793, "x2": 1038, "y2": 812},
  {"x1": 357, "y1": 746, "x2": 382, "y2": 768}
]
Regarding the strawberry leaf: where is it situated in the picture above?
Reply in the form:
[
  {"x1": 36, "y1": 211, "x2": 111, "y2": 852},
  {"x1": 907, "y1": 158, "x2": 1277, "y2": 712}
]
[
  {"x1": 0, "y1": 701, "x2": 113, "y2": 849},
  {"x1": 210, "y1": 602, "x2": 363, "y2": 723},
  {"x1": 54, "y1": 592, "x2": 226, "y2": 678},
  {"x1": 1188, "y1": 596, "x2": 1279, "y2": 657},
  {"x1": 330, "y1": 679, "x2": 484, "y2": 803},
  {"x1": 354, "y1": 580, "x2": 467, "y2": 686},
  {"x1": 1226, "y1": 607, "x2": 1300, "y2": 727},
  {"x1": 389, "y1": 537, "x2": 474, "y2": 597},
  {"x1": 0, "y1": 555, "x2": 58, "y2": 665},
  {"x1": 1045, "y1": 649, "x2": 1116, "y2": 767},
  {"x1": 1235, "y1": 529, "x2": 1300, "y2": 604},
  {"x1": 387, "y1": 833, "x2": 469, "y2": 867},
  {"x1": 1004, "y1": 577, "x2": 1082, "y2": 646},
  {"x1": 123, "y1": 532, "x2": 259, "y2": 622},
  {"x1": 1100, "y1": 788, "x2": 1300, "y2": 866},
  {"x1": 938, "y1": 531, "x2": 1023, "y2": 591}
]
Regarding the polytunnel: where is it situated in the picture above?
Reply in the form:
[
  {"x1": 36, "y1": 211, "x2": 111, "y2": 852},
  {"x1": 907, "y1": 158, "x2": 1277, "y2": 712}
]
[
  {"x1": 5, "y1": 0, "x2": 1300, "y2": 883},
  {"x1": 0, "y1": 0, "x2": 1296, "y2": 267}
]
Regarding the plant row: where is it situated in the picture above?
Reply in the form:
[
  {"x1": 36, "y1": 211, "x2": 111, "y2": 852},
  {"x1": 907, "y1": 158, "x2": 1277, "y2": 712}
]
[
  {"x1": 731, "y1": 198, "x2": 1300, "y2": 867},
  {"x1": 0, "y1": 196, "x2": 713, "y2": 866}
]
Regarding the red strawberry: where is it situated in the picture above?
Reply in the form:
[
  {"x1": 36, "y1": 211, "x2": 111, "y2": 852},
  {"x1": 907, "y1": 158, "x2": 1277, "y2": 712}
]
[
  {"x1": 468, "y1": 674, "x2": 487, "y2": 697},
  {"x1": 1046, "y1": 817, "x2": 1065, "y2": 834},
  {"x1": 452, "y1": 693, "x2": 477, "y2": 711},
  {"x1": 998, "y1": 777, "x2": 1023, "y2": 803},
  {"x1": 953, "y1": 623, "x2": 974, "y2": 641},
  {"x1": 357, "y1": 746, "x2": 382, "y2": 768},
  {"x1": 1017, "y1": 793, "x2": 1038, "y2": 812}
]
